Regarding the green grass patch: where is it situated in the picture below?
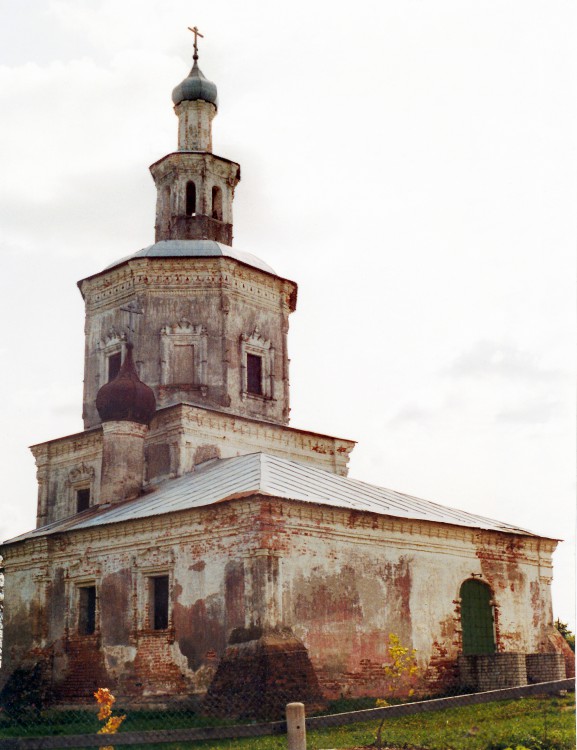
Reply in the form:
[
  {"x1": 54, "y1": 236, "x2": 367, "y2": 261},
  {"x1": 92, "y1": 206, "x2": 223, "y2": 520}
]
[{"x1": 0, "y1": 693, "x2": 573, "y2": 750}]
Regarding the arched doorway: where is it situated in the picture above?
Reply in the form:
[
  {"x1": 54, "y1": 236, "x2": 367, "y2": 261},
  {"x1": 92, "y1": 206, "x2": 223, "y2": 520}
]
[{"x1": 460, "y1": 579, "x2": 496, "y2": 655}]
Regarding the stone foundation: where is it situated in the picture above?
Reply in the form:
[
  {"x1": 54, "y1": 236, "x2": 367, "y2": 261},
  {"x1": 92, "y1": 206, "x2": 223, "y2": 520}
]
[
  {"x1": 526, "y1": 653, "x2": 566, "y2": 683},
  {"x1": 458, "y1": 653, "x2": 528, "y2": 691}
]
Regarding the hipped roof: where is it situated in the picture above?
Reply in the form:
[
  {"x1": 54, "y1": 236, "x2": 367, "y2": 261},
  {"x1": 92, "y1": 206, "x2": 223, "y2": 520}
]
[{"x1": 4, "y1": 453, "x2": 544, "y2": 545}]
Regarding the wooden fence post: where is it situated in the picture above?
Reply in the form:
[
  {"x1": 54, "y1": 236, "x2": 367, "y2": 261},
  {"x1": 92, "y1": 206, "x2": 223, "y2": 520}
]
[{"x1": 286, "y1": 702, "x2": 306, "y2": 750}]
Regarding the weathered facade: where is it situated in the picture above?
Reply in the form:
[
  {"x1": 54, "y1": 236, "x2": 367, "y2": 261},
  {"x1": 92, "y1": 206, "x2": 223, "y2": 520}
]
[{"x1": 1, "y1": 40, "x2": 571, "y2": 715}]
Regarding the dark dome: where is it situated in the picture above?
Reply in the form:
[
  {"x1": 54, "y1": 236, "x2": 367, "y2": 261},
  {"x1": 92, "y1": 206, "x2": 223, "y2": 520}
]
[
  {"x1": 96, "y1": 344, "x2": 156, "y2": 425},
  {"x1": 172, "y1": 61, "x2": 218, "y2": 108}
]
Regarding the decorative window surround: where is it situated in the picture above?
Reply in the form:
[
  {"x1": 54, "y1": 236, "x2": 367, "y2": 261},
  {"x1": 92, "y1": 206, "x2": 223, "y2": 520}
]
[
  {"x1": 66, "y1": 566, "x2": 101, "y2": 638},
  {"x1": 67, "y1": 464, "x2": 95, "y2": 515},
  {"x1": 97, "y1": 327, "x2": 127, "y2": 388},
  {"x1": 134, "y1": 548, "x2": 175, "y2": 634},
  {"x1": 139, "y1": 568, "x2": 174, "y2": 635},
  {"x1": 240, "y1": 327, "x2": 274, "y2": 401},
  {"x1": 160, "y1": 319, "x2": 208, "y2": 392}
]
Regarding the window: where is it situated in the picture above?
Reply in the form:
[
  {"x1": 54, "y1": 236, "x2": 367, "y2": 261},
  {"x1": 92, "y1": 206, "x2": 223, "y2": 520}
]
[
  {"x1": 240, "y1": 327, "x2": 274, "y2": 400},
  {"x1": 160, "y1": 184, "x2": 171, "y2": 232},
  {"x1": 150, "y1": 575, "x2": 169, "y2": 630},
  {"x1": 185, "y1": 181, "x2": 196, "y2": 216},
  {"x1": 78, "y1": 586, "x2": 96, "y2": 635},
  {"x1": 98, "y1": 330, "x2": 126, "y2": 388},
  {"x1": 76, "y1": 488, "x2": 91, "y2": 513},
  {"x1": 246, "y1": 353, "x2": 263, "y2": 395},
  {"x1": 68, "y1": 465, "x2": 95, "y2": 517},
  {"x1": 108, "y1": 351, "x2": 122, "y2": 381},
  {"x1": 211, "y1": 186, "x2": 223, "y2": 221}
]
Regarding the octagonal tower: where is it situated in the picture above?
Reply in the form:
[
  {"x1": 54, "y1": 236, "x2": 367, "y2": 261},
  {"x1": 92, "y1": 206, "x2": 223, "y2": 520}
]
[{"x1": 78, "y1": 45, "x2": 297, "y2": 430}]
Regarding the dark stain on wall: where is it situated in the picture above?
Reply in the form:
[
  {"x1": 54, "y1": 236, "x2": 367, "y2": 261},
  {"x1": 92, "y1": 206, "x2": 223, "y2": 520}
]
[
  {"x1": 294, "y1": 565, "x2": 362, "y2": 623},
  {"x1": 100, "y1": 569, "x2": 132, "y2": 646},
  {"x1": 174, "y1": 594, "x2": 225, "y2": 670},
  {"x1": 49, "y1": 568, "x2": 66, "y2": 643},
  {"x1": 225, "y1": 559, "x2": 245, "y2": 634}
]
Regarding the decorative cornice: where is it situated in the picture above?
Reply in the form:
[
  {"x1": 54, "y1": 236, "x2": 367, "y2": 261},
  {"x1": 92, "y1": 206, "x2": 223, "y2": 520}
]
[
  {"x1": 1, "y1": 496, "x2": 554, "y2": 573},
  {"x1": 30, "y1": 428, "x2": 103, "y2": 461},
  {"x1": 81, "y1": 257, "x2": 296, "y2": 314}
]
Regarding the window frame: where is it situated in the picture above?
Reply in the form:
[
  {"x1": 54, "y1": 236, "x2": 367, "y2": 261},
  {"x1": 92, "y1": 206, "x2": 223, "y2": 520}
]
[
  {"x1": 76, "y1": 487, "x2": 91, "y2": 513},
  {"x1": 107, "y1": 351, "x2": 122, "y2": 381},
  {"x1": 146, "y1": 572, "x2": 171, "y2": 632},
  {"x1": 160, "y1": 320, "x2": 208, "y2": 390},
  {"x1": 246, "y1": 353, "x2": 263, "y2": 395},
  {"x1": 68, "y1": 464, "x2": 95, "y2": 516},
  {"x1": 240, "y1": 328, "x2": 274, "y2": 401},
  {"x1": 97, "y1": 331, "x2": 127, "y2": 390}
]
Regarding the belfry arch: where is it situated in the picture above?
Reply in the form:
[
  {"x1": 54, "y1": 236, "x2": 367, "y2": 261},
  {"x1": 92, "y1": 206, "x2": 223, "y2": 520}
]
[{"x1": 459, "y1": 579, "x2": 496, "y2": 655}]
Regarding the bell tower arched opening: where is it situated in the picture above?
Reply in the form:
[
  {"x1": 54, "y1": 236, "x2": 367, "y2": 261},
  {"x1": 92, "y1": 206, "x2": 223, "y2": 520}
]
[
  {"x1": 185, "y1": 181, "x2": 197, "y2": 216},
  {"x1": 460, "y1": 579, "x2": 496, "y2": 655},
  {"x1": 211, "y1": 185, "x2": 223, "y2": 220}
]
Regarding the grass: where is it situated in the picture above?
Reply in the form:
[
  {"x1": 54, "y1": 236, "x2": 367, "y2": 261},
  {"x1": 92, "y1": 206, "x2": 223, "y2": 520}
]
[{"x1": 0, "y1": 693, "x2": 574, "y2": 749}]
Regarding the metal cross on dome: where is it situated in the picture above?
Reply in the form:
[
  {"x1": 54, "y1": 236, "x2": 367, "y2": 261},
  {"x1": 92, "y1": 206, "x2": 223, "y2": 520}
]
[
  {"x1": 188, "y1": 25, "x2": 204, "y2": 61},
  {"x1": 120, "y1": 301, "x2": 144, "y2": 344}
]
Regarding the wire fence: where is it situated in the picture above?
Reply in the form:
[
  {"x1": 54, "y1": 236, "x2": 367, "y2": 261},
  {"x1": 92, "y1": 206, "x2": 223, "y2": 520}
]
[{"x1": 0, "y1": 679, "x2": 573, "y2": 750}]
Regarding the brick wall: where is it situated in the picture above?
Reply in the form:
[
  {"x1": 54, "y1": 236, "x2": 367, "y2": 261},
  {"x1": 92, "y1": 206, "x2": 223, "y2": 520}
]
[
  {"x1": 526, "y1": 653, "x2": 566, "y2": 683},
  {"x1": 458, "y1": 653, "x2": 528, "y2": 691}
]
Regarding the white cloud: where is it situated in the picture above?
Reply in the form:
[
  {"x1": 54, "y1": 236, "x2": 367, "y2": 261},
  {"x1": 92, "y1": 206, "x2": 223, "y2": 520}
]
[{"x1": 447, "y1": 340, "x2": 560, "y2": 381}]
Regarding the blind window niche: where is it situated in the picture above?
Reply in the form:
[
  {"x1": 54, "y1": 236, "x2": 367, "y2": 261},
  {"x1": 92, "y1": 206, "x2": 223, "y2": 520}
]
[{"x1": 172, "y1": 343, "x2": 194, "y2": 385}]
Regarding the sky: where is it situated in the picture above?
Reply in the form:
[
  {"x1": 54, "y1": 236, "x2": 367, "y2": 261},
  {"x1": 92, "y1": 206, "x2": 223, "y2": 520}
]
[{"x1": 0, "y1": 0, "x2": 575, "y2": 628}]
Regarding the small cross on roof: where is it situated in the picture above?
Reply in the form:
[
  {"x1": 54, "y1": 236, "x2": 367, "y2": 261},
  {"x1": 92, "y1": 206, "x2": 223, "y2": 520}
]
[{"x1": 188, "y1": 25, "x2": 204, "y2": 61}]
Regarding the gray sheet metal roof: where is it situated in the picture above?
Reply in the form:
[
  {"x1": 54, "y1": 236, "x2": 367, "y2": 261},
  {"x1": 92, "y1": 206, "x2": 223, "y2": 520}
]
[
  {"x1": 103, "y1": 240, "x2": 276, "y2": 275},
  {"x1": 5, "y1": 453, "x2": 539, "y2": 544}
]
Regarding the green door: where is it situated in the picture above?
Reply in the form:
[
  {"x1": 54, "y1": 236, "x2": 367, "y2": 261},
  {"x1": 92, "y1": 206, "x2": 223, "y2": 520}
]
[{"x1": 460, "y1": 579, "x2": 496, "y2": 655}]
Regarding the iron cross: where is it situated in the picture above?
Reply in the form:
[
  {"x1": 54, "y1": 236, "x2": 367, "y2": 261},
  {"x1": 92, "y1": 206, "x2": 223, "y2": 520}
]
[
  {"x1": 188, "y1": 25, "x2": 204, "y2": 60},
  {"x1": 120, "y1": 301, "x2": 144, "y2": 344}
]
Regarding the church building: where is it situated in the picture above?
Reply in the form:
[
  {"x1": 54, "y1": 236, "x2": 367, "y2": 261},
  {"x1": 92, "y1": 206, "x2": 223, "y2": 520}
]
[{"x1": 0, "y1": 35, "x2": 571, "y2": 717}]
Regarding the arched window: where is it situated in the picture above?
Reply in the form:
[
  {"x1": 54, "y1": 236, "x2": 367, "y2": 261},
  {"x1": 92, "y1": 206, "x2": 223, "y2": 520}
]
[
  {"x1": 185, "y1": 181, "x2": 196, "y2": 216},
  {"x1": 460, "y1": 579, "x2": 496, "y2": 655},
  {"x1": 161, "y1": 185, "x2": 171, "y2": 231},
  {"x1": 211, "y1": 185, "x2": 223, "y2": 221}
]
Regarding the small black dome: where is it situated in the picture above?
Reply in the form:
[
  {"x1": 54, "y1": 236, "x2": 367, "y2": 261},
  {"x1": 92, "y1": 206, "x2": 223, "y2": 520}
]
[{"x1": 96, "y1": 344, "x2": 156, "y2": 426}]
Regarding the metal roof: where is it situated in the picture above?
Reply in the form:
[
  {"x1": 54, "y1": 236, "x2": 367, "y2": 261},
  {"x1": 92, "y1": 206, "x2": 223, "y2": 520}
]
[
  {"x1": 4, "y1": 453, "x2": 539, "y2": 545},
  {"x1": 103, "y1": 240, "x2": 276, "y2": 275},
  {"x1": 172, "y1": 61, "x2": 218, "y2": 108}
]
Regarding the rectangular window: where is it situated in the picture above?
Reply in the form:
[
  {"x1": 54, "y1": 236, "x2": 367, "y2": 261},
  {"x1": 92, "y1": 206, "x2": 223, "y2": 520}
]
[
  {"x1": 76, "y1": 488, "x2": 91, "y2": 513},
  {"x1": 78, "y1": 586, "x2": 96, "y2": 635},
  {"x1": 246, "y1": 353, "x2": 263, "y2": 395},
  {"x1": 172, "y1": 344, "x2": 194, "y2": 385},
  {"x1": 150, "y1": 575, "x2": 169, "y2": 630},
  {"x1": 108, "y1": 352, "x2": 122, "y2": 381}
]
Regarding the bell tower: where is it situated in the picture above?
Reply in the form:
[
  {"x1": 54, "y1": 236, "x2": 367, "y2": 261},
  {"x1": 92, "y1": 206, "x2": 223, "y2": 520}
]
[
  {"x1": 151, "y1": 27, "x2": 239, "y2": 246},
  {"x1": 78, "y1": 31, "x2": 297, "y2": 430}
]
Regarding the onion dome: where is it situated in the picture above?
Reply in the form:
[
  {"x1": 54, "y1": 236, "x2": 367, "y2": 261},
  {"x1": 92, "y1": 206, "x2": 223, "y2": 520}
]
[
  {"x1": 172, "y1": 60, "x2": 218, "y2": 108},
  {"x1": 96, "y1": 344, "x2": 156, "y2": 425}
]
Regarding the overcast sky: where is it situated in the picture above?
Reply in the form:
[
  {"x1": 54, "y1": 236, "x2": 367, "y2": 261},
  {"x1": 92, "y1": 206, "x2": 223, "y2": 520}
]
[{"x1": 1, "y1": 0, "x2": 575, "y2": 628}]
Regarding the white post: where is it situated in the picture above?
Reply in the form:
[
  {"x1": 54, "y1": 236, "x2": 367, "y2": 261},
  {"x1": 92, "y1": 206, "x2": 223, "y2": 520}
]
[{"x1": 286, "y1": 702, "x2": 306, "y2": 750}]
